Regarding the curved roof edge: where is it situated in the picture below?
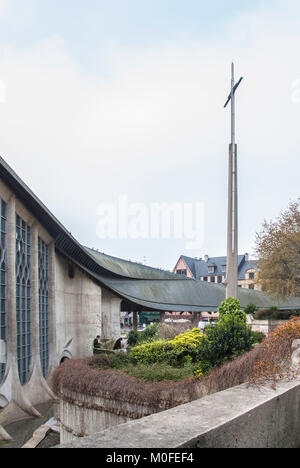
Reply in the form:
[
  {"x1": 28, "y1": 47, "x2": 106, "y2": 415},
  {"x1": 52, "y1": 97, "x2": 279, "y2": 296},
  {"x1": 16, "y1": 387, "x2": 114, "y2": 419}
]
[{"x1": 0, "y1": 155, "x2": 181, "y2": 281}]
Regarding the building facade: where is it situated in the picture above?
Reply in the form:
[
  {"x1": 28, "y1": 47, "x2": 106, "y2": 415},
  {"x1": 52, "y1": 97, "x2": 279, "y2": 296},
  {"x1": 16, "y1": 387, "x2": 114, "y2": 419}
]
[
  {"x1": 173, "y1": 254, "x2": 261, "y2": 291},
  {"x1": 0, "y1": 164, "x2": 122, "y2": 422}
]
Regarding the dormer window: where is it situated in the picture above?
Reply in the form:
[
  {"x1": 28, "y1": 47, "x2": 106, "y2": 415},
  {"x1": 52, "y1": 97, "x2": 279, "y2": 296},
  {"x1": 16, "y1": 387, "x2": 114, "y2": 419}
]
[
  {"x1": 222, "y1": 265, "x2": 226, "y2": 273},
  {"x1": 208, "y1": 266, "x2": 215, "y2": 274},
  {"x1": 176, "y1": 269, "x2": 187, "y2": 276}
]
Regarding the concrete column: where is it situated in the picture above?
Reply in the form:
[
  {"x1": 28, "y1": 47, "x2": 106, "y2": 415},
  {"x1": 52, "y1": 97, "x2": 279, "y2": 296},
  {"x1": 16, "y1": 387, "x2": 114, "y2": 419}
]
[
  {"x1": 5, "y1": 195, "x2": 17, "y2": 387},
  {"x1": 30, "y1": 223, "x2": 40, "y2": 373},
  {"x1": 193, "y1": 312, "x2": 201, "y2": 327},
  {"x1": 225, "y1": 143, "x2": 238, "y2": 299},
  {"x1": 132, "y1": 310, "x2": 138, "y2": 332},
  {"x1": 160, "y1": 311, "x2": 165, "y2": 323},
  {"x1": 101, "y1": 289, "x2": 121, "y2": 341},
  {"x1": 48, "y1": 241, "x2": 57, "y2": 373}
]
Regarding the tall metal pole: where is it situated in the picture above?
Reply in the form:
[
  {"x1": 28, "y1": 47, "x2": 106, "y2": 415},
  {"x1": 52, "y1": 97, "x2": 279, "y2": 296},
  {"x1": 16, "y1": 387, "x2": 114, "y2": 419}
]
[{"x1": 224, "y1": 63, "x2": 243, "y2": 298}]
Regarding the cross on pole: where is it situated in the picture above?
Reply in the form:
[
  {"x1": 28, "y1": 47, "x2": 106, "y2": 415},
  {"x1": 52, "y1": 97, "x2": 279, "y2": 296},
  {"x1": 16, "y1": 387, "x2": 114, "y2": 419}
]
[{"x1": 224, "y1": 63, "x2": 243, "y2": 299}]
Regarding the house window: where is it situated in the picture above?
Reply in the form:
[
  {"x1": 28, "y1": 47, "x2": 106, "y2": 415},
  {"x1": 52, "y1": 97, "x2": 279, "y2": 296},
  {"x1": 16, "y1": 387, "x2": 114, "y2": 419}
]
[
  {"x1": 16, "y1": 215, "x2": 32, "y2": 386},
  {"x1": 39, "y1": 238, "x2": 49, "y2": 379},
  {"x1": 176, "y1": 269, "x2": 187, "y2": 276},
  {"x1": 203, "y1": 277, "x2": 208, "y2": 281},
  {"x1": 0, "y1": 199, "x2": 7, "y2": 385},
  {"x1": 249, "y1": 284, "x2": 255, "y2": 290},
  {"x1": 249, "y1": 272, "x2": 255, "y2": 280},
  {"x1": 210, "y1": 277, "x2": 216, "y2": 283},
  {"x1": 222, "y1": 265, "x2": 226, "y2": 273},
  {"x1": 208, "y1": 266, "x2": 215, "y2": 274},
  {"x1": 218, "y1": 276, "x2": 223, "y2": 283}
]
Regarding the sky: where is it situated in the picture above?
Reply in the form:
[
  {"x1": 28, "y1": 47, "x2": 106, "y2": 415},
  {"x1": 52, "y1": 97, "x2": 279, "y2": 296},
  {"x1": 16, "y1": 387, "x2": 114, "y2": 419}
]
[{"x1": 0, "y1": 0, "x2": 300, "y2": 270}]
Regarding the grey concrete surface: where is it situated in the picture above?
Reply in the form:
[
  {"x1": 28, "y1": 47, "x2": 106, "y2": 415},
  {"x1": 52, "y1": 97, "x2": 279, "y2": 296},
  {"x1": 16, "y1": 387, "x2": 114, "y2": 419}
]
[
  {"x1": 57, "y1": 378, "x2": 300, "y2": 449},
  {"x1": 0, "y1": 402, "x2": 58, "y2": 449}
]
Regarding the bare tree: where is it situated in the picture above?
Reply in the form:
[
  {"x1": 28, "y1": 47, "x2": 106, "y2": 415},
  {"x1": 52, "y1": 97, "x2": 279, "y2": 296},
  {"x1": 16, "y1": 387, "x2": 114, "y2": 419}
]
[{"x1": 255, "y1": 200, "x2": 300, "y2": 298}]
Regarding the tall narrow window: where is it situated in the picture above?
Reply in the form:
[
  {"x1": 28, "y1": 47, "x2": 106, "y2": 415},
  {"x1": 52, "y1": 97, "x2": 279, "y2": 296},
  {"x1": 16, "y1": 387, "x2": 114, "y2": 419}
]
[
  {"x1": 38, "y1": 238, "x2": 49, "y2": 378},
  {"x1": 16, "y1": 215, "x2": 31, "y2": 386},
  {"x1": 0, "y1": 200, "x2": 7, "y2": 384}
]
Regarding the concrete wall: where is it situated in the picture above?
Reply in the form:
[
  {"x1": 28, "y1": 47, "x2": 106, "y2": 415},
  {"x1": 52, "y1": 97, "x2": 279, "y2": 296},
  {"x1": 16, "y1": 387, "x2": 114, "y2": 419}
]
[
  {"x1": 247, "y1": 315, "x2": 286, "y2": 335},
  {"x1": 55, "y1": 255, "x2": 102, "y2": 362},
  {"x1": 58, "y1": 389, "x2": 153, "y2": 444},
  {"x1": 58, "y1": 377, "x2": 300, "y2": 449},
  {"x1": 0, "y1": 178, "x2": 122, "y2": 435},
  {"x1": 101, "y1": 289, "x2": 121, "y2": 342}
]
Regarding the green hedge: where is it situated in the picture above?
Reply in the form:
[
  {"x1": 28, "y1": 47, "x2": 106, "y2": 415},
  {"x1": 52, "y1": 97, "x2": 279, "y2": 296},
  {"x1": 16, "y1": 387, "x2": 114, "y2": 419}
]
[
  {"x1": 130, "y1": 328, "x2": 206, "y2": 366},
  {"x1": 255, "y1": 308, "x2": 300, "y2": 320}
]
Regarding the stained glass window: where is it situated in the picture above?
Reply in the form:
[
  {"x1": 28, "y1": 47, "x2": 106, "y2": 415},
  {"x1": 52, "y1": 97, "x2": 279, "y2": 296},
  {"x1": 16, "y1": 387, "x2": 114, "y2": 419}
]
[
  {"x1": 16, "y1": 215, "x2": 31, "y2": 386},
  {"x1": 0, "y1": 199, "x2": 7, "y2": 384},
  {"x1": 38, "y1": 238, "x2": 49, "y2": 378}
]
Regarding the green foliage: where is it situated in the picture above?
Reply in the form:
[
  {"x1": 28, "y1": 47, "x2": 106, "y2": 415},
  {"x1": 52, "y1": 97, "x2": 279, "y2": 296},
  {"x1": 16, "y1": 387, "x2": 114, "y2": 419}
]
[
  {"x1": 218, "y1": 298, "x2": 246, "y2": 323},
  {"x1": 255, "y1": 308, "x2": 300, "y2": 321},
  {"x1": 127, "y1": 331, "x2": 139, "y2": 347},
  {"x1": 121, "y1": 362, "x2": 195, "y2": 381},
  {"x1": 90, "y1": 352, "x2": 133, "y2": 370},
  {"x1": 131, "y1": 328, "x2": 207, "y2": 366},
  {"x1": 130, "y1": 340, "x2": 175, "y2": 365},
  {"x1": 90, "y1": 348, "x2": 202, "y2": 382},
  {"x1": 251, "y1": 330, "x2": 266, "y2": 344},
  {"x1": 127, "y1": 324, "x2": 159, "y2": 348},
  {"x1": 92, "y1": 304, "x2": 259, "y2": 382},
  {"x1": 200, "y1": 313, "x2": 254, "y2": 367},
  {"x1": 244, "y1": 303, "x2": 259, "y2": 316},
  {"x1": 138, "y1": 323, "x2": 159, "y2": 344}
]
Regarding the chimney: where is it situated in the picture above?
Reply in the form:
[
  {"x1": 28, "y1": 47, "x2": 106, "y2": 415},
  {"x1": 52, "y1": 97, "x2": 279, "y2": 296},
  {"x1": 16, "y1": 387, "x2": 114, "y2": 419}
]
[
  {"x1": 245, "y1": 253, "x2": 249, "y2": 262},
  {"x1": 204, "y1": 255, "x2": 209, "y2": 263}
]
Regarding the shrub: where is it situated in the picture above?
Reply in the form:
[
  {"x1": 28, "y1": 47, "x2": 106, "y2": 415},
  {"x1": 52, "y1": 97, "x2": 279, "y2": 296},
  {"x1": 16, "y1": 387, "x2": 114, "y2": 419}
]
[
  {"x1": 89, "y1": 352, "x2": 133, "y2": 370},
  {"x1": 127, "y1": 331, "x2": 139, "y2": 347},
  {"x1": 255, "y1": 308, "x2": 300, "y2": 321},
  {"x1": 249, "y1": 316, "x2": 300, "y2": 387},
  {"x1": 218, "y1": 297, "x2": 246, "y2": 322},
  {"x1": 130, "y1": 340, "x2": 175, "y2": 365},
  {"x1": 244, "y1": 303, "x2": 259, "y2": 316},
  {"x1": 251, "y1": 330, "x2": 266, "y2": 344},
  {"x1": 121, "y1": 363, "x2": 196, "y2": 382},
  {"x1": 200, "y1": 299, "x2": 254, "y2": 367},
  {"x1": 255, "y1": 309, "x2": 273, "y2": 320},
  {"x1": 131, "y1": 329, "x2": 207, "y2": 366},
  {"x1": 158, "y1": 322, "x2": 191, "y2": 341},
  {"x1": 138, "y1": 323, "x2": 159, "y2": 343}
]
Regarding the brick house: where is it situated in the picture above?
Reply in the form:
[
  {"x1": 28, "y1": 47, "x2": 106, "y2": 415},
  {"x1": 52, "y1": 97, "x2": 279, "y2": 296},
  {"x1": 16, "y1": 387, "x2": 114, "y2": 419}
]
[{"x1": 173, "y1": 254, "x2": 261, "y2": 291}]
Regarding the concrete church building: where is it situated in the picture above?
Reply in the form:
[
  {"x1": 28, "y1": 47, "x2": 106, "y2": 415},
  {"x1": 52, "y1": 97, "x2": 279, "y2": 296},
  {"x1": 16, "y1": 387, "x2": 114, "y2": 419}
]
[{"x1": 1, "y1": 156, "x2": 300, "y2": 429}]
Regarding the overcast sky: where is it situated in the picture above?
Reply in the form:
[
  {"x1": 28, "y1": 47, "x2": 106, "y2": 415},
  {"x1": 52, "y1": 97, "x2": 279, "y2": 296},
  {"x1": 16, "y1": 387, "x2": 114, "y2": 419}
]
[{"x1": 0, "y1": 0, "x2": 300, "y2": 271}]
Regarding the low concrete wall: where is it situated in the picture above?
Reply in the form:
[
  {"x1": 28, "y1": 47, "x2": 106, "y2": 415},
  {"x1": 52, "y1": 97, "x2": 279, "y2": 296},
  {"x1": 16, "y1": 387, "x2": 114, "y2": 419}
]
[
  {"x1": 58, "y1": 389, "x2": 157, "y2": 444},
  {"x1": 58, "y1": 378, "x2": 300, "y2": 448},
  {"x1": 247, "y1": 315, "x2": 286, "y2": 335}
]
